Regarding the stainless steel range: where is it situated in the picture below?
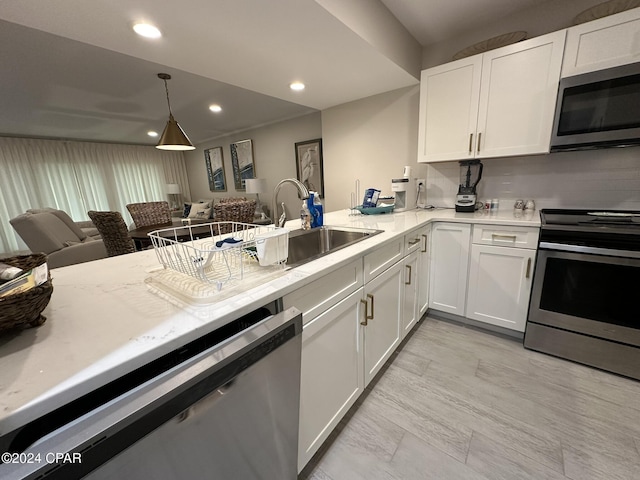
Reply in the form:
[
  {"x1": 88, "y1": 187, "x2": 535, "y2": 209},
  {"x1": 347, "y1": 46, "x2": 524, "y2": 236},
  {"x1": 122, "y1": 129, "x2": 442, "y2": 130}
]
[{"x1": 525, "y1": 209, "x2": 640, "y2": 380}]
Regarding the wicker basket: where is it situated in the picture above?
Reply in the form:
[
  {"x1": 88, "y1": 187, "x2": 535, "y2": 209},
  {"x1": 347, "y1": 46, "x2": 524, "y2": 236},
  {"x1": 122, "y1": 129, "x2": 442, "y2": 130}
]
[{"x1": 0, "y1": 253, "x2": 53, "y2": 334}]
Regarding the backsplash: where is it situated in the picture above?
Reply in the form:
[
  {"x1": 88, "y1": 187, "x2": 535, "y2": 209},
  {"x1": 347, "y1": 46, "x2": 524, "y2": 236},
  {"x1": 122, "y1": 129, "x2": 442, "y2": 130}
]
[{"x1": 425, "y1": 147, "x2": 640, "y2": 211}]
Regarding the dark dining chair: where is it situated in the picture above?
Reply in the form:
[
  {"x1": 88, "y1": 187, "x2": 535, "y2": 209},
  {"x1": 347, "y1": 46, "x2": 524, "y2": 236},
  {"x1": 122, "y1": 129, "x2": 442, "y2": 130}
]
[
  {"x1": 87, "y1": 210, "x2": 136, "y2": 257},
  {"x1": 126, "y1": 201, "x2": 172, "y2": 228}
]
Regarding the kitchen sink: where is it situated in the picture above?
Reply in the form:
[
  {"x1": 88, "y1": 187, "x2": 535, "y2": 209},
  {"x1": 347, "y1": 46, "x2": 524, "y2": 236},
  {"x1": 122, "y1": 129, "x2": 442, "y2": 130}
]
[{"x1": 286, "y1": 225, "x2": 382, "y2": 268}]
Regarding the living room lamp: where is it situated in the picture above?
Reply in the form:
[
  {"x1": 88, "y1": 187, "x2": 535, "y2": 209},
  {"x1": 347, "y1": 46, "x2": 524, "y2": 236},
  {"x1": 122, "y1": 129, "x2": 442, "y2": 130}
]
[
  {"x1": 166, "y1": 183, "x2": 181, "y2": 209},
  {"x1": 245, "y1": 178, "x2": 268, "y2": 219},
  {"x1": 155, "y1": 73, "x2": 195, "y2": 151}
]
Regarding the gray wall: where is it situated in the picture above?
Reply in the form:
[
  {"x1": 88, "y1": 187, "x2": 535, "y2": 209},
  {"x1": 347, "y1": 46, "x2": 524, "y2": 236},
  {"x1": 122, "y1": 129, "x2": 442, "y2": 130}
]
[{"x1": 184, "y1": 112, "x2": 321, "y2": 219}]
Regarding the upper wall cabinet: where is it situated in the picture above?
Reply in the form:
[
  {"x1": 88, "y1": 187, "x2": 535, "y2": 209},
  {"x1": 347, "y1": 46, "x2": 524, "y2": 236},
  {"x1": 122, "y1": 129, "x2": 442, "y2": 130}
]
[
  {"x1": 562, "y1": 7, "x2": 640, "y2": 77},
  {"x1": 417, "y1": 30, "x2": 566, "y2": 163}
]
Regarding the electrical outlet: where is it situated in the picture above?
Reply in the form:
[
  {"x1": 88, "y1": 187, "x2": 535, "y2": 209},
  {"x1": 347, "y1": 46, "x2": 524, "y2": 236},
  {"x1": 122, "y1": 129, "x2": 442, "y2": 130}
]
[{"x1": 415, "y1": 178, "x2": 426, "y2": 190}]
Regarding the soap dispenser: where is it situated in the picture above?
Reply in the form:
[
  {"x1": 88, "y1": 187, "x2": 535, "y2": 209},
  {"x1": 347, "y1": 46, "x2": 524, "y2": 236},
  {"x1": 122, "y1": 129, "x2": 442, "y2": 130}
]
[{"x1": 300, "y1": 201, "x2": 311, "y2": 230}]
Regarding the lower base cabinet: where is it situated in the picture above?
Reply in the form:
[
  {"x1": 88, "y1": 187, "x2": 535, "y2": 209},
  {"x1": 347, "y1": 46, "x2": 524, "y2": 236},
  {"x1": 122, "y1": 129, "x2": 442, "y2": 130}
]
[
  {"x1": 466, "y1": 244, "x2": 535, "y2": 332},
  {"x1": 363, "y1": 260, "x2": 403, "y2": 386},
  {"x1": 297, "y1": 288, "x2": 364, "y2": 472},
  {"x1": 402, "y1": 249, "x2": 419, "y2": 339}
]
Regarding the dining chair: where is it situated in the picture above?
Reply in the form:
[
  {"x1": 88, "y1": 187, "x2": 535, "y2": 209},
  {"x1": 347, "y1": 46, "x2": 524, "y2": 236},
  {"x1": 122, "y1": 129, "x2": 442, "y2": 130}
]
[
  {"x1": 126, "y1": 201, "x2": 171, "y2": 228},
  {"x1": 87, "y1": 210, "x2": 136, "y2": 257}
]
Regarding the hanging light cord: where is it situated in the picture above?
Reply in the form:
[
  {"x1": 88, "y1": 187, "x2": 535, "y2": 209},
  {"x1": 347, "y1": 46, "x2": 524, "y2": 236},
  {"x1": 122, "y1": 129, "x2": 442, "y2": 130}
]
[{"x1": 163, "y1": 78, "x2": 173, "y2": 116}]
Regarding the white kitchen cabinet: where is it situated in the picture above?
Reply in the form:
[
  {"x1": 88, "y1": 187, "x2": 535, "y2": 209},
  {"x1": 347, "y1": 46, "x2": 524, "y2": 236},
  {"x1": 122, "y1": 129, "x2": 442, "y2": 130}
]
[
  {"x1": 466, "y1": 224, "x2": 538, "y2": 332},
  {"x1": 428, "y1": 222, "x2": 471, "y2": 316},
  {"x1": 417, "y1": 225, "x2": 431, "y2": 317},
  {"x1": 562, "y1": 7, "x2": 640, "y2": 77},
  {"x1": 466, "y1": 244, "x2": 535, "y2": 332},
  {"x1": 297, "y1": 288, "x2": 364, "y2": 471},
  {"x1": 401, "y1": 249, "x2": 419, "y2": 339},
  {"x1": 362, "y1": 260, "x2": 403, "y2": 386},
  {"x1": 417, "y1": 55, "x2": 482, "y2": 162},
  {"x1": 417, "y1": 30, "x2": 566, "y2": 162}
]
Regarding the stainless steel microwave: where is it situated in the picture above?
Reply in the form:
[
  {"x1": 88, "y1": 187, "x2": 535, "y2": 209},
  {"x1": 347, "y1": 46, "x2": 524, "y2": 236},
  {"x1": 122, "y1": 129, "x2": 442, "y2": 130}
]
[{"x1": 550, "y1": 62, "x2": 640, "y2": 151}]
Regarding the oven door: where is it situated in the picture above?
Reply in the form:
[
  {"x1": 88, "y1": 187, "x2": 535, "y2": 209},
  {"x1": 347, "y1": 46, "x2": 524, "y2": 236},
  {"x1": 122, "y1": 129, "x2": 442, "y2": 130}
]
[{"x1": 528, "y1": 245, "x2": 640, "y2": 347}]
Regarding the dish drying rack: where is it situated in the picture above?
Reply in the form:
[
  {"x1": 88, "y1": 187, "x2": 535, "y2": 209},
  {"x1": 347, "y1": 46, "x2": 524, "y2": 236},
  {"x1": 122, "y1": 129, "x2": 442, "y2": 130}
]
[{"x1": 148, "y1": 222, "x2": 288, "y2": 292}]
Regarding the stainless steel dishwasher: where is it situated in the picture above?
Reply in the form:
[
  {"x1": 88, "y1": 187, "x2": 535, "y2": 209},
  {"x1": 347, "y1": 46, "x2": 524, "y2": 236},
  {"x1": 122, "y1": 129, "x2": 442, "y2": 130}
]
[{"x1": 0, "y1": 305, "x2": 302, "y2": 480}]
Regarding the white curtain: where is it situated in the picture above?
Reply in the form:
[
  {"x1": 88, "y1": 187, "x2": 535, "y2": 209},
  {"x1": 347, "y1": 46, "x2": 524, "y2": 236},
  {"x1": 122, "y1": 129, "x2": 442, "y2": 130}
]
[{"x1": 0, "y1": 137, "x2": 187, "y2": 254}]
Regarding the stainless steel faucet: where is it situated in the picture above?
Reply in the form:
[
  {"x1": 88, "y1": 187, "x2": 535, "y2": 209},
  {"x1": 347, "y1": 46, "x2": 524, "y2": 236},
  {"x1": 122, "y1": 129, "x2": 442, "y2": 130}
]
[{"x1": 272, "y1": 178, "x2": 310, "y2": 227}]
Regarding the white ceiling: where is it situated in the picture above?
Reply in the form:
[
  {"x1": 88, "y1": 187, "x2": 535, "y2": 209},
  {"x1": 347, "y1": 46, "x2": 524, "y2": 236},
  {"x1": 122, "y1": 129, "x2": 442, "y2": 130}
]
[{"x1": 0, "y1": 0, "x2": 609, "y2": 146}]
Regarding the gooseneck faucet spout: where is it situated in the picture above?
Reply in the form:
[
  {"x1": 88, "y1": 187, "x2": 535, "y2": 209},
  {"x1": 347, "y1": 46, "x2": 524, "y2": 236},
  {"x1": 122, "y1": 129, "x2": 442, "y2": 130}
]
[{"x1": 272, "y1": 178, "x2": 310, "y2": 227}]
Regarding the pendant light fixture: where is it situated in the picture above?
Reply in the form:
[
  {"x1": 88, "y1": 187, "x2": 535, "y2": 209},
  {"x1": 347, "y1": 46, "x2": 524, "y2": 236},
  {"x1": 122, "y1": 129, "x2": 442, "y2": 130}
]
[{"x1": 155, "y1": 73, "x2": 195, "y2": 151}]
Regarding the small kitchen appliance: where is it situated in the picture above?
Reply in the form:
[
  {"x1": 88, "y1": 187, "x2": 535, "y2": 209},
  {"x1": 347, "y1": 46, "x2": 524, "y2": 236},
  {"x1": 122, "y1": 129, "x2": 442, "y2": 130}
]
[
  {"x1": 455, "y1": 160, "x2": 483, "y2": 212},
  {"x1": 391, "y1": 166, "x2": 415, "y2": 212}
]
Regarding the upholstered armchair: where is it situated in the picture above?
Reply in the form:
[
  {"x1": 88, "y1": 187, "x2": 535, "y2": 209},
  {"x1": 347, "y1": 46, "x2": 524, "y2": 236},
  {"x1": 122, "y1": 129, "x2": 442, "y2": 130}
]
[
  {"x1": 213, "y1": 199, "x2": 256, "y2": 234},
  {"x1": 87, "y1": 211, "x2": 136, "y2": 257},
  {"x1": 10, "y1": 211, "x2": 108, "y2": 269},
  {"x1": 126, "y1": 201, "x2": 172, "y2": 228}
]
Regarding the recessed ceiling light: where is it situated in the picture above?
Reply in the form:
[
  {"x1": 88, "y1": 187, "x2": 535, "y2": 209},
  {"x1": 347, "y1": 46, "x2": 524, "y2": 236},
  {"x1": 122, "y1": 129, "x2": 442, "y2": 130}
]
[
  {"x1": 290, "y1": 81, "x2": 305, "y2": 91},
  {"x1": 209, "y1": 104, "x2": 222, "y2": 113},
  {"x1": 133, "y1": 23, "x2": 162, "y2": 39},
  {"x1": 147, "y1": 131, "x2": 159, "y2": 137}
]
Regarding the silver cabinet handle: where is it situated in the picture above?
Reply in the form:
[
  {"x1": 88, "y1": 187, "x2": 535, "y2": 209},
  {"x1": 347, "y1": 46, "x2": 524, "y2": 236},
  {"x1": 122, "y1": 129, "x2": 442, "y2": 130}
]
[
  {"x1": 421, "y1": 234, "x2": 428, "y2": 253},
  {"x1": 477, "y1": 132, "x2": 482, "y2": 153},
  {"x1": 405, "y1": 265, "x2": 412, "y2": 285},
  {"x1": 492, "y1": 233, "x2": 517, "y2": 242},
  {"x1": 468, "y1": 133, "x2": 473, "y2": 154},
  {"x1": 360, "y1": 294, "x2": 374, "y2": 325},
  {"x1": 408, "y1": 238, "x2": 421, "y2": 246},
  {"x1": 526, "y1": 258, "x2": 532, "y2": 279}
]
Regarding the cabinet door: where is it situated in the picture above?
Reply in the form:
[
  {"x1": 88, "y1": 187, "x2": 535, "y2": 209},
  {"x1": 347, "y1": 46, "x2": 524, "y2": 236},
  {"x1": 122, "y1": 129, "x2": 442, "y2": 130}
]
[
  {"x1": 402, "y1": 250, "x2": 419, "y2": 339},
  {"x1": 298, "y1": 288, "x2": 364, "y2": 472},
  {"x1": 563, "y1": 8, "x2": 640, "y2": 77},
  {"x1": 417, "y1": 226, "x2": 430, "y2": 317},
  {"x1": 476, "y1": 30, "x2": 565, "y2": 158},
  {"x1": 429, "y1": 222, "x2": 471, "y2": 316},
  {"x1": 466, "y1": 244, "x2": 535, "y2": 332},
  {"x1": 417, "y1": 55, "x2": 482, "y2": 163},
  {"x1": 363, "y1": 261, "x2": 403, "y2": 386}
]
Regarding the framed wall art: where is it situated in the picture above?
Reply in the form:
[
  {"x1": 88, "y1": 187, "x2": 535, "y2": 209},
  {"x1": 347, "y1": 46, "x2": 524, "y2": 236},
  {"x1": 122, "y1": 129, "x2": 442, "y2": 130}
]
[
  {"x1": 295, "y1": 138, "x2": 324, "y2": 197},
  {"x1": 229, "y1": 139, "x2": 255, "y2": 190},
  {"x1": 204, "y1": 146, "x2": 226, "y2": 191}
]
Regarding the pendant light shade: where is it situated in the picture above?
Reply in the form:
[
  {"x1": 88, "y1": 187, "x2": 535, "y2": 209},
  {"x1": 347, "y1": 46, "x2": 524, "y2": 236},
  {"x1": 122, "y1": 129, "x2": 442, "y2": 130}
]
[{"x1": 155, "y1": 73, "x2": 195, "y2": 151}]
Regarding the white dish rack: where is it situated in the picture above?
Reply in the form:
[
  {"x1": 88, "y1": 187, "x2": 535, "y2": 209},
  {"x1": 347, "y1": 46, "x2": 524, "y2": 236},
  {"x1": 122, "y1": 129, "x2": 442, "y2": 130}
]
[{"x1": 148, "y1": 222, "x2": 288, "y2": 292}]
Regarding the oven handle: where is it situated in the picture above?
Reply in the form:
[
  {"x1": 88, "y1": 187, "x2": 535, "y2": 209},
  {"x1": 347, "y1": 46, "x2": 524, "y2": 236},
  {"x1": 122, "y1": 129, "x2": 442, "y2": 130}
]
[{"x1": 539, "y1": 242, "x2": 640, "y2": 259}]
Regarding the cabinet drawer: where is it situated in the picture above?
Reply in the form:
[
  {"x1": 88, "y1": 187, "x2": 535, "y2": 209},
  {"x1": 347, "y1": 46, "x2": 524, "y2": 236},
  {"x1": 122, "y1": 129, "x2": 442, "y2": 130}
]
[
  {"x1": 404, "y1": 229, "x2": 424, "y2": 254},
  {"x1": 283, "y1": 259, "x2": 363, "y2": 325},
  {"x1": 364, "y1": 238, "x2": 404, "y2": 283},
  {"x1": 472, "y1": 224, "x2": 539, "y2": 249}
]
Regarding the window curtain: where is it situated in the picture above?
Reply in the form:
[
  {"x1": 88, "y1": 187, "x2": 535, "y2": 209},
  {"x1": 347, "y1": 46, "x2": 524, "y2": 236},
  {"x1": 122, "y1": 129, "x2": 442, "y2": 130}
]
[{"x1": 0, "y1": 137, "x2": 188, "y2": 254}]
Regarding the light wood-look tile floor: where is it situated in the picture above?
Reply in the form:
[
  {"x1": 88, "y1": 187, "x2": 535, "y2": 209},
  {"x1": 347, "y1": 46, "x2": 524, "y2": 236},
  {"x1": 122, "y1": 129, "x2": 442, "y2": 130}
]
[{"x1": 299, "y1": 316, "x2": 640, "y2": 480}]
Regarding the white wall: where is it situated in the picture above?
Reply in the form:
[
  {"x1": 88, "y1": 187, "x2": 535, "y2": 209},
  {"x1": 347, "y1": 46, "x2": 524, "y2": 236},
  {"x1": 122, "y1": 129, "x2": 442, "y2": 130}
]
[
  {"x1": 184, "y1": 112, "x2": 321, "y2": 219},
  {"x1": 321, "y1": 85, "x2": 426, "y2": 212},
  {"x1": 425, "y1": 148, "x2": 640, "y2": 211}
]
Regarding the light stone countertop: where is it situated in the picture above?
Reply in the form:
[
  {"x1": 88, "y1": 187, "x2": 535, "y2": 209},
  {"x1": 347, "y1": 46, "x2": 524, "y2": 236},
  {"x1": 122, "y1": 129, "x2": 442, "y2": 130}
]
[{"x1": 0, "y1": 207, "x2": 539, "y2": 435}]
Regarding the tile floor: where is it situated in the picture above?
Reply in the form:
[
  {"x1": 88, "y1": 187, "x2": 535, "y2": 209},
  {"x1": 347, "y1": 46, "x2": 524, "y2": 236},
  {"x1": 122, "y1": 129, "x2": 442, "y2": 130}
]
[{"x1": 299, "y1": 317, "x2": 640, "y2": 480}]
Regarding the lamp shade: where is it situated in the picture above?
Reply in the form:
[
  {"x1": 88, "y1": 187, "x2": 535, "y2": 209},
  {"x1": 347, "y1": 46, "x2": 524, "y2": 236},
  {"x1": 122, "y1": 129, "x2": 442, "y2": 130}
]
[
  {"x1": 156, "y1": 114, "x2": 195, "y2": 151},
  {"x1": 245, "y1": 178, "x2": 267, "y2": 195},
  {"x1": 166, "y1": 183, "x2": 180, "y2": 194}
]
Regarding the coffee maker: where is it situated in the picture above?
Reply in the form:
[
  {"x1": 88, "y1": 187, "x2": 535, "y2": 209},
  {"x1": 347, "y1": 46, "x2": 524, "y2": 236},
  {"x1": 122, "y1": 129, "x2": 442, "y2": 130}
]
[
  {"x1": 455, "y1": 160, "x2": 483, "y2": 212},
  {"x1": 392, "y1": 166, "x2": 415, "y2": 212}
]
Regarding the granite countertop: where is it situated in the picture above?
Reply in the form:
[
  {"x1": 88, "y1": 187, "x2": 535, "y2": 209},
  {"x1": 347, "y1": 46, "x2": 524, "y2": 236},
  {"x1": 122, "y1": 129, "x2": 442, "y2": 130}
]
[{"x1": 0, "y1": 207, "x2": 539, "y2": 435}]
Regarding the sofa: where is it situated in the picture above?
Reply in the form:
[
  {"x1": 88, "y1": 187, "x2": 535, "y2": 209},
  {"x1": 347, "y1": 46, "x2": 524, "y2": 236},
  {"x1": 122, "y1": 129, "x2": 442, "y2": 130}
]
[
  {"x1": 26, "y1": 207, "x2": 102, "y2": 240},
  {"x1": 10, "y1": 210, "x2": 108, "y2": 269}
]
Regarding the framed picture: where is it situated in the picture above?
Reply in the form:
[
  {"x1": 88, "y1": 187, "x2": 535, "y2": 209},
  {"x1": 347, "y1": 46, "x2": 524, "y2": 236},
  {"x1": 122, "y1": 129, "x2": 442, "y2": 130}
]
[
  {"x1": 295, "y1": 138, "x2": 324, "y2": 197},
  {"x1": 204, "y1": 146, "x2": 226, "y2": 191},
  {"x1": 229, "y1": 139, "x2": 255, "y2": 190}
]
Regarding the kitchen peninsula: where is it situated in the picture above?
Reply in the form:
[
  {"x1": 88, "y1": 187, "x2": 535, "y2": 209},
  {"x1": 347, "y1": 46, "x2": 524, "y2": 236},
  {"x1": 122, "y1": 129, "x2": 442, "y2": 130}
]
[{"x1": 0, "y1": 207, "x2": 540, "y2": 470}]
